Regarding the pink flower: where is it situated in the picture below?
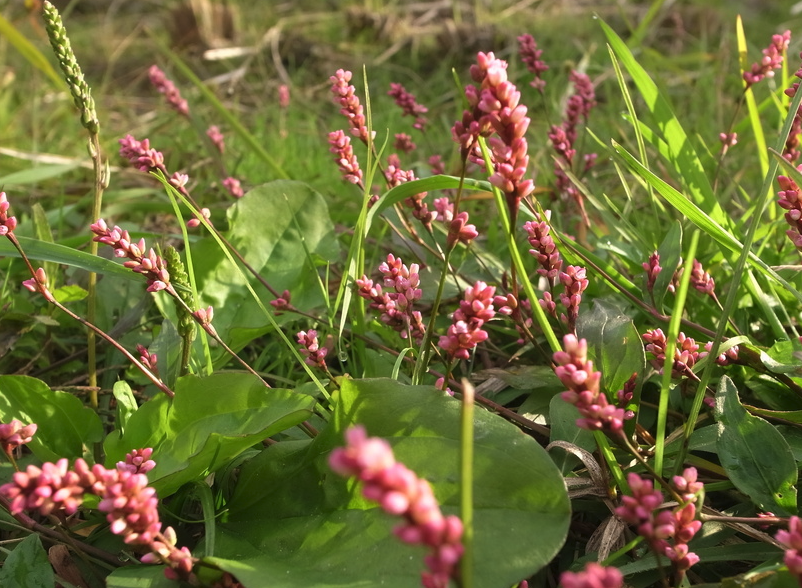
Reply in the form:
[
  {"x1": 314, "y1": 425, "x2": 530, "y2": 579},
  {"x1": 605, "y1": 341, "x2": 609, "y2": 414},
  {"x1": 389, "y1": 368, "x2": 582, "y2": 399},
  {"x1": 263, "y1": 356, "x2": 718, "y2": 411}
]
[
  {"x1": 136, "y1": 344, "x2": 158, "y2": 373},
  {"x1": 329, "y1": 426, "x2": 463, "y2": 588},
  {"x1": 330, "y1": 70, "x2": 375, "y2": 144},
  {"x1": 560, "y1": 563, "x2": 622, "y2": 588},
  {"x1": 554, "y1": 335, "x2": 626, "y2": 433},
  {"x1": 743, "y1": 30, "x2": 791, "y2": 87},
  {"x1": 559, "y1": 265, "x2": 589, "y2": 332},
  {"x1": 517, "y1": 34, "x2": 549, "y2": 92},
  {"x1": 206, "y1": 125, "x2": 225, "y2": 153},
  {"x1": 328, "y1": 130, "x2": 363, "y2": 186},
  {"x1": 356, "y1": 255, "x2": 425, "y2": 344},
  {"x1": 385, "y1": 154, "x2": 435, "y2": 227},
  {"x1": 702, "y1": 340, "x2": 739, "y2": 366},
  {"x1": 148, "y1": 65, "x2": 189, "y2": 116},
  {"x1": 270, "y1": 290, "x2": 293, "y2": 314},
  {"x1": 690, "y1": 259, "x2": 715, "y2": 295},
  {"x1": 777, "y1": 516, "x2": 802, "y2": 579},
  {"x1": 643, "y1": 329, "x2": 700, "y2": 378},
  {"x1": 642, "y1": 251, "x2": 662, "y2": 294},
  {"x1": 91, "y1": 219, "x2": 171, "y2": 292},
  {"x1": 0, "y1": 420, "x2": 37, "y2": 456},
  {"x1": 1, "y1": 459, "x2": 85, "y2": 516},
  {"x1": 0, "y1": 191, "x2": 17, "y2": 236},
  {"x1": 388, "y1": 83, "x2": 428, "y2": 131},
  {"x1": 186, "y1": 207, "x2": 211, "y2": 229},
  {"x1": 278, "y1": 84, "x2": 290, "y2": 109},
  {"x1": 394, "y1": 133, "x2": 417, "y2": 154},
  {"x1": 438, "y1": 281, "x2": 497, "y2": 360},
  {"x1": 222, "y1": 177, "x2": 244, "y2": 199},
  {"x1": 297, "y1": 329, "x2": 328, "y2": 368},
  {"x1": 117, "y1": 448, "x2": 156, "y2": 475},
  {"x1": 22, "y1": 267, "x2": 55, "y2": 302},
  {"x1": 524, "y1": 215, "x2": 563, "y2": 284},
  {"x1": 778, "y1": 171, "x2": 802, "y2": 250}
]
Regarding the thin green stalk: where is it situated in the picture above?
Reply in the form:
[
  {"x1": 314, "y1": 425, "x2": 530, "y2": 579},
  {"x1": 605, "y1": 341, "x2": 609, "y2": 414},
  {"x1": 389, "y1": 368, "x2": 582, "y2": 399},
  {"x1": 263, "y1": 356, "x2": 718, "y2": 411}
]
[
  {"x1": 459, "y1": 380, "x2": 475, "y2": 588},
  {"x1": 654, "y1": 231, "x2": 698, "y2": 483}
]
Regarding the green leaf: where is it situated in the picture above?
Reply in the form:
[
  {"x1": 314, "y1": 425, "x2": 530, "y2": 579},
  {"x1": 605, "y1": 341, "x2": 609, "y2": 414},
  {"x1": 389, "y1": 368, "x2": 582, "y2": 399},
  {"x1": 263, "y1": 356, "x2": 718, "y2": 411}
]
[
  {"x1": 106, "y1": 565, "x2": 177, "y2": 588},
  {"x1": 548, "y1": 395, "x2": 595, "y2": 474},
  {"x1": 0, "y1": 164, "x2": 79, "y2": 186},
  {"x1": 103, "y1": 373, "x2": 316, "y2": 497},
  {"x1": 193, "y1": 180, "x2": 339, "y2": 350},
  {"x1": 577, "y1": 299, "x2": 645, "y2": 396},
  {"x1": 113, "y1": 381, "x2": 138, "y2": 435},
  {"x1": 0, "y1": 534, "x2": 55, "y2": 588},
  {"x1": 0, "y1": 237, "x2": 137, "y2": 281},
  {"x1": 759, "y1": 339, "x2": 802, "y2": 376},
  {"x1": 599, "y1": 18, "x2": 726, "y2": 226},
  {"x1": 714, "y1": 376, "x2": 797, "y2": 515},
  {"x1": 214, "y1": 378, "x2": 570, "y2": 588},
  {"x1": 0, "y1": 376, "x2": 103, "y2": 462}
]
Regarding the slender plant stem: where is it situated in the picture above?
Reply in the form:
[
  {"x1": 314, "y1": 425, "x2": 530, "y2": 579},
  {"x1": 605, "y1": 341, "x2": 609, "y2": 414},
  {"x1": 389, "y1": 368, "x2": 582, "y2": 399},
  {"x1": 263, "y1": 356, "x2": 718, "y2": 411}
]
[
  {"x1": 459, "y1": 380, "x2": 475, "y2": 588},
  {"x1": 86, "y1": 132, "x2": 106, "y2": 409}
]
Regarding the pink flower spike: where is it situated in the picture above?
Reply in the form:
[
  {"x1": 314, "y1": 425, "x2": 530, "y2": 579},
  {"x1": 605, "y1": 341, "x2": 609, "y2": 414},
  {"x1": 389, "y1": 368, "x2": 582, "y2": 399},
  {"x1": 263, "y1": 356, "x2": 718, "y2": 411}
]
[
  {"x1": 223, "y1": 177, "x2": 245, "y2": 199},
  {"x1": 297, "y1": 329, "x2": 329, "y2": 369},
  {"x1": 0, "y1": 191, "x2": 17, "y2": 236},
  {"x1": 777, "y1": 516, "x2": 802, "y2": 580},
  {"x1": 206, "y1": 125, "x2": 225, "y2": 153},
  {"x1": 117, "y1": 448, "x2": 156, "y2": 475},
  {"x1": 438, "y1": 281, "x2": 497, "y2": 360},
  {"x1": 279, "y1": 84, "x2": 290, "y2": 109},
  {"x1": 329, "y1": 426, "x2": 463, "y2": 588},
  {"x1": 517, "y1": 34, "x2": 549, "y2": 92},
  {"x1": 23, "y1": 268, "x2": 54, "y2": 302},
  {"x1": 148, "y1": 65, "x2": 189, "y2": 117},
  {"x1": 394, "y1": 133, "x2": 417, "y2": 154},
  {"x1": 136, "y1": 344, "x2": 159, "y2": 373},
  {"x1": 330, "y1": 69, "x2": 375, "y2": 144},
  {"x1": 560, "y1": 563, "x2": 623, "y2": 588},
  {"x1": 328, "y1": 130, "x2": 363, "y2": 185},
  {"x1": 0, "y1": 420, "x2": 37, "y2": 456},
  {"x1": 388, "y1": 82, "x2": 428, "y2": 131},
  {"x1": 743, "y1": 30, "x2": 791, "y2": 87}
]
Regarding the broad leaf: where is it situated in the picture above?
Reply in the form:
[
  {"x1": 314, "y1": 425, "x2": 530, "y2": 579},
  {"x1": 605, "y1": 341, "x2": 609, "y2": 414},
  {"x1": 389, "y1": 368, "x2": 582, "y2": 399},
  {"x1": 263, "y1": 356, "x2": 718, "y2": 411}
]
[
  {"x1": 714, "y1": 376, "x2": 797, "y2": 515},
  {"x1": 213, "y1": 378, "x2": 570, "y2": 588},
  {"x1": 0, "y1": 375, "x2": 102, "y2": 462},
  {"x1": 103, "y1": 373, "x2": 316, "y2": 497},
  {"x1": 548, "y1": 395, "x2": 595, "y2": 474},
  {"x1": 0, "y1": 534, "x2": 54, "y2": 588},
  {"x1": 193, "y1": 180, "x2": 339, "y2": 351},
  {"x1": 106, "y1": 565, "x2": 176, "y2": 588}
]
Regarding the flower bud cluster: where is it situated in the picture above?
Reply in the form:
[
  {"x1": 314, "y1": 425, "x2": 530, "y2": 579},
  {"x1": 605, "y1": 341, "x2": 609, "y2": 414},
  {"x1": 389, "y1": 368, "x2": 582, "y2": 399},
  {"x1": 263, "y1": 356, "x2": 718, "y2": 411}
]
[
  {"x1": 452, "y1": 52, "x2": 534, "y2": 221},
  {"x1": 777, "y1": 516, "x2": 802, "y2": 580},
  {"x1": 385, "y1": 154, "x2": 436, "y2": 227},
  {"x1": 118, "y1": 135, "x2": 190, "y2": 196},
  {"x1": 90, "y1": 219, "x2": 171, "y2": 292},
  {"x1": 388, "y1": 83, "x2": 428, "y2": 131},
  {"x1": 356, "y1": 254, "x2": 425, "y2": 344},
  {"x1": 328, "y1": 130, "x2": 363, "y2": 186},
  {"x1": 777, "y1": 171, "x2": 802, "y2": 251},
  {"x1": 297, "y1": 329, "x2": 328, "y2": 368},
  {"x1": 554, "y1": 335, "x2": 626, "y2": 433},
  {"x1": 615, "y1": 469, "x2": 703, "y2": 575},
  {"x1": 743, "y1": 30, "x2": 791, "y2": 87},
  {"x1": 0, "y1": 192, "x2": 17, "y2": 236},
  {"x1": 0, "y1": 452, "x2": 197, "y2": 580},
  {"x1": 439, "y1": 281, "x2": 498, "y2": 360},
  {"x1": 329, "y1": 426, "x2": 463, "y2": 588},
  {"x1": 517, "y1": 34, "x2": 549, "y2": 92},
  {"x1": 330, "y1": 69, "x2": 374, "y2": 144},
  {"x1": 206, "y1": 125, "x2": 225, "y2": 153},
  {"x1": 0, "y1": 420, "x2": 37, "y2": 456},
  {"x1": 523, "y1": 216, "x2": 563, "y2": 284},
  {"x1": 560, "y1": 562, "x2": 622, "y2": 588},
  {"x1": 148, "y1": 65, "x2": 189, "y2": 117}
]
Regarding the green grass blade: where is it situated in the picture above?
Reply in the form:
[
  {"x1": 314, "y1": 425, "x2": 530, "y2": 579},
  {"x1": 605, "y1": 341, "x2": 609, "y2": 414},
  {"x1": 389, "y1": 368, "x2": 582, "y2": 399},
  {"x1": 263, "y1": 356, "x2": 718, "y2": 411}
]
[
  {"x1": 0, "y1": 13, "x2": 62, "y2": 87},
  {"x1": 737, "y1": 15, "x2": 769, "y2": 177},
  {"x1": 599, "y1": 17, "x2": 727, "y2": 226}
]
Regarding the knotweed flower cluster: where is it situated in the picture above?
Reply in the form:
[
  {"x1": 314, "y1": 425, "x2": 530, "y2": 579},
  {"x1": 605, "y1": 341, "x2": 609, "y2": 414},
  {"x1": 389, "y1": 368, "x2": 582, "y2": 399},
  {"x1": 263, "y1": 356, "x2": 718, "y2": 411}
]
[
  {"x1": 452, "y1": 52, "x2": 534, "y2": 223},
  {"x1": 90, "y1": 219, "x2": 171, "y2": 292},
  {"x1": 690, "y1": 259, "x2": 715, "y2": 296},
  {"x1": 560, "y1": 563, "x2": 623, "y2": 588},
  {"x1": 330, "y1": 69, "x2": 374, "y2": 144},
  {"x1": 777, "y1": 516, "x2": 802, "y2": 581},
  {"x1": 328, "y1": 130, "x2": 363, "y2": 186},
  {"x1": 554, "y1": 335, "x2": 626, "y2": 433},
  {"x1": 743, "y1": 30, "x2": 791, "y2": 87},
  {"x1": 615, "y1": 469, "x2": 703, "y2": 579},
  {"x1": 136, "y1": 344, "x2": 159, "y2": 373},
  {"x1": 148, "y1": 65, "x2": 189, "y2": 117},
  {"x1": 0, "y1": 192, "x2": 17, "y2": 236},
  {"x1": 329, "y1": 426, "x2": 463, "y2": 588},
  {"x1": 642, "y1": 252, "x2": 662, "y2": 295},
  {"x1": 439, "y1": 281, "x2": 498, "y2": 360},
  {"x1": 297, "y1": 329, "x2": 328, "y2": 369},
  {"x1": 394, "y1": 133, "x2": 416, "y2": 154},
  {"x1": 118, "y1": 135, "x2": 190, "y2": 196},
  {"x1": 0, "y1": 420, "x2": 37, "y2": 456},
  {"x1": 0, "y1": 453, "x2": 196, "y2": 580},
  {"x1": 356, "y1": 254, "x2": 426, "y2": 344},
  {"x1": 206, "y1": 125, "x2": 225, "y2": 153},
  {"x1": 517, "y1": 34, "x2": 548, "y2": 92},
  {"x1": 549, "y1": 71, "x2": 597, "y2": 223},
  {"x1": 777, "y1": 171, "x2": 802, "y2": 251},
  {"x1": 223, "y1": 177, "x2": 244, "y2": 199},
  {"x1": 22, "y1": 268, "x2": 55, "y2": 302},
  {"x1": 388, "y1": 83, "x2": 428, "y2": 131},
  {"x1": 523, "y1": 215, "x2": 563, "y2": 285},
  {"x1": 643, "y1": 329, "x2": 700, "y2": 378}
]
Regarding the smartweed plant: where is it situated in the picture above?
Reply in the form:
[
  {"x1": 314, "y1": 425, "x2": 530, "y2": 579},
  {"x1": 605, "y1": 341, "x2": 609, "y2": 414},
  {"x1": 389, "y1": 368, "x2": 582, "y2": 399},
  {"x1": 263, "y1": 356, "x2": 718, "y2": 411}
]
[{"x1": 2, "y1": 2, "x2": 802, "y2": 587}]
